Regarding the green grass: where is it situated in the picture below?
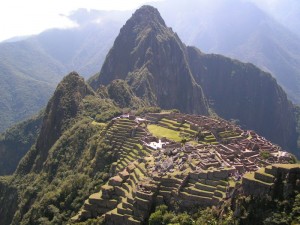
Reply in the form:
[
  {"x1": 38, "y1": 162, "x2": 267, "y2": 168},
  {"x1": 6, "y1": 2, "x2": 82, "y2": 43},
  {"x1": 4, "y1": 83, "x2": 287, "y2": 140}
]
[
  {"x1": 91, "y1": 121, "x2": 106, "y2": 126},
  {"x1": 228, "y1": 179, "x2": 236, "y2": 188},
  {"x1": 243, "y1": 172, "x2": 273, "y2": 186},
  {"x1": 147, "y1": 124, "x2": 182, "y2": 142},
  {"x1": 272, "y1": 164, "x2": 300, "y2": 169}
]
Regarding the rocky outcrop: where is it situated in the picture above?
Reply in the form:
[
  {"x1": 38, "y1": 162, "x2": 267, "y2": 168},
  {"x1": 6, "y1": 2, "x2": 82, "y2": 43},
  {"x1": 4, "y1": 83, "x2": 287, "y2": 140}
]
[
  {"x1": 89, "y1": 5, "x2": 208, "y2": 115},
  {"x1": 186, "y1": 46, "x2": 298, "y2": 154}
]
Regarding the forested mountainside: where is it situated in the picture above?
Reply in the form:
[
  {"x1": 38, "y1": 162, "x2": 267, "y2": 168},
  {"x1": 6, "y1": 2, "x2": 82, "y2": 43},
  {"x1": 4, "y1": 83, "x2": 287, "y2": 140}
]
[
  {"x1": 0, "y1": 9, "x2": 127, "y2": 132},
  {"x1": 0, "y1": 5, "x2": 300, "y2": 225},
  {"x1": 0, "y1": 71, "x2": 123, "y2": 225},
  {"x1": 0, "y1": 112, "x2": 43, "y2": 175}
]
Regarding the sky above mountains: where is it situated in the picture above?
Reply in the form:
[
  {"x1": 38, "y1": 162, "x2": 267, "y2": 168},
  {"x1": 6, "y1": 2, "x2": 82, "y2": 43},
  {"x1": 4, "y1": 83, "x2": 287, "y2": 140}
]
[
  {"x1": 0, "y1": 0, "x2": 298, "y2": 42},
  {"x1": 0, "y1": 0, "x2": 161, "y2": 42}
]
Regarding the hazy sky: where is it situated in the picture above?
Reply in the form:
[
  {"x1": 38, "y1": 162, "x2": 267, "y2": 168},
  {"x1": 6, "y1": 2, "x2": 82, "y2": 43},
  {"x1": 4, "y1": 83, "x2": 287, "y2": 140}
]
[
  {"x1": 0, "y1": 0, "x2": 293, "y2": 42},
  {"x1": 0, "y1": 0, "x2": 159, "y2": 42}
]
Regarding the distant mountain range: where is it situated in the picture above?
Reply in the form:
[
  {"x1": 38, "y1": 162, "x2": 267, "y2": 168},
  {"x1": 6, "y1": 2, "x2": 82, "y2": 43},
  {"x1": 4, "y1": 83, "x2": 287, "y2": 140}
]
[
  {"x1": 1, "y1": 0, "x2": 300, "y2": 134},
  {"x1": 0, "y1": 9, "x2": 128, "y2": 132},
  {"x1": 249, "y1": 0, "x2": 300, "y2": 37},
  {"x1": 0, "y1": 6, "x2": 299, "y2": 225}
]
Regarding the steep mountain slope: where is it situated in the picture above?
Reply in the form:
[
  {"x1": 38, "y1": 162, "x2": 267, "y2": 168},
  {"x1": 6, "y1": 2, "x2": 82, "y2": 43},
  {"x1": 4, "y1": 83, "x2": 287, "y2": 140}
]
[
  {"x1": 0, "y1": 72, "x2": 122, "y2": 225},
  {"x1": 0, "y1": 40, "x2": 66, "y2": 132},
  {"x1": 187, "y1": 47, "x2": 297, "y2": 152},
  {"x1": 0, "y1": 113, "x2": 43, "y2": 175},
  {"x1": 90, "y1": 6, "x2": 208, "y2": 115},
  {"x1": 155, "y1": 0, "x2": 300, "y2": 104},
  {"x1": 18, "y1": 72, "x2": 95, "y2": 173}
]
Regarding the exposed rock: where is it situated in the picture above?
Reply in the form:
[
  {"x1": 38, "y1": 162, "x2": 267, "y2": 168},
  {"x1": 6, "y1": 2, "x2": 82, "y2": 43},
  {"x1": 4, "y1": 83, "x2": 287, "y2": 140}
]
[
  {"x1": 89, "y1": 5, "x2": 208, "y2": 115},
  {"x1": 108, "y1": 176, "x2": 123, "y2": 186}
]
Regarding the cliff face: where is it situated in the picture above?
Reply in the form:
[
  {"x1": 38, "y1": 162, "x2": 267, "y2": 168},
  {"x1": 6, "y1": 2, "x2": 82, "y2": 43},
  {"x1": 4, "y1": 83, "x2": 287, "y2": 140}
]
[
  {"x1": 90, "y1": 6, "x2": 208, "y2": 115},
  {"x1": 187, "y1": 46, "x2": 297, "y2": 153},
  {"x1": 31, "y1": 72, "x2": 94, "y2": 172}
]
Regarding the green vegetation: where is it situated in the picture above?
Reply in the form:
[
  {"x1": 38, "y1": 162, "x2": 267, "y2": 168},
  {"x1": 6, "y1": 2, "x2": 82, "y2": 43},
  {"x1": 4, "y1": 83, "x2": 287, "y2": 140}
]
[
  {"x1": 0, "y1": 45, "x2": 59, "y2": 132},
  {"x1": 149, "y1": 205, "x2": 193, "y2": 225},
  {"x1": 0, "y1": 112, "x2": 43, "y2": 175},
  {"x1": 0, "y1": 118, "x2": 114, "y2": 225},
  {"x1": 107, "y1": 79, "x2": 146, "y2": 109},
  {"x1": 233, "y1": 193, "x2": 300, "y2": 224},
  {"x1": 148, "y1": 189, "x2": 300, "y2": 225},
  {"x1": 148, "y1": 204, "x2": 236, "y2": 225},
  {"x1": 147, "y1": 124, "x2": 181, "y2": 142},
  {"x1": 82, "y1": 95, "x2": 121, "y2": 122},
  {"x1": 0, "y1": 72, "x2": 133, "y2": 224},
  {"x1": 135, "y1": 106, "x2": 161, "y2": 116},
  {"x1": 1, "y1": 7, "x2": 300, "y2": 223},
  {"x1": 272, "y1": 164, "x2": 300, "y2": 169},
  {"x1": 260, "y1": 150, "x2": 271, "y2": 160}
]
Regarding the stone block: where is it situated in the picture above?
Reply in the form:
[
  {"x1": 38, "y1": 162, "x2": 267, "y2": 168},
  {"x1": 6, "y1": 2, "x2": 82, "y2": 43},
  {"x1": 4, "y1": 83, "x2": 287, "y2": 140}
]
[
  {"x1": 155, "y1": 195, "x2": 164, "y2": 205},
  {"x1": 102, "y1": 185, "x2": 115, "y2": 199},
  {"x1": 127, "y1": 163, "x2": 136, "y2": 173},
  {"x1": 198, "y1": 172, "x2": 208, "y2": 179},
  {"x1": 254, "y1": 172, "x2": 274, "y2": 183},
  {"x1": 108, "y1": 176, "x2": 123, "y2": 186},
  {"x1": 136, "y1": 191, "x2": 153, "y2": 201},
  {"x1": 127, "y1": 216, "x2": 142, "y2": 225},
  {"x1": 106, "y1": 199, "x2": 118, "y2": 208},
  {"x1": 189, "y1": 172, "x2": 199, "y2": 180},
  {"x1": 135, "y1": 197, "x2": 151, "y2": 211},
  {"x1": 115, "y1": 186, "x2": 127, "y2": 197},
  {"x1": 80, "y1": 210, "x2": 91, "y2": 219},
  {"x1": 205, "y1": 179, "x2": 219, "y2": 187},
  {"x1": 119, "y1": 170, "x2": 130, "y2": 180},
  {"x1": 213, "y1": 170, "x2": 229, "y2": 179}
]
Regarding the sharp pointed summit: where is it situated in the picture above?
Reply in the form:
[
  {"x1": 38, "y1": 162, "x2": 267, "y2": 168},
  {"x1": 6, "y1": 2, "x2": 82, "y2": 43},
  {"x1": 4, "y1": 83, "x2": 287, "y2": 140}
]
[
  {"x1": 90, "y1": 5, "x2": 209, "y2": 115},
  {"x1": 129, "y1": 5, "x2": 167, "y2": 28}
]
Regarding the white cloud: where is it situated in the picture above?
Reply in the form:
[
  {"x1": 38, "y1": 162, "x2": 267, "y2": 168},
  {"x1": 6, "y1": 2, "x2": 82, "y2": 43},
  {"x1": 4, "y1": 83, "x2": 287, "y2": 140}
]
[{"x1": 0, "y1": 0, "x2": 162, "y2": 41}]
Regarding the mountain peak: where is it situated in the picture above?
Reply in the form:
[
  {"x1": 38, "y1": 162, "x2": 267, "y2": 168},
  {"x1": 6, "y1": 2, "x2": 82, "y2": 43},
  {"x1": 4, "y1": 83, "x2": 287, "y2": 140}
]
[
  {"x1": 89, "y1": 5, "x2": 208, "y2": 115},
  {"x1": 27, "y1": 72, "x2": 94, "y2": 172},
  {"x1": 129, "y1": 5, "x2": 166, "y2": 27}
]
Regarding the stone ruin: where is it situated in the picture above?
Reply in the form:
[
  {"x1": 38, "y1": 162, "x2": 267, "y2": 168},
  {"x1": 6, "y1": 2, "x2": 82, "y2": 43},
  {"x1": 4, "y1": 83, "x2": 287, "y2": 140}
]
[{"x1": 71, "y1": 112, "x2": 295, "y2": 224}]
